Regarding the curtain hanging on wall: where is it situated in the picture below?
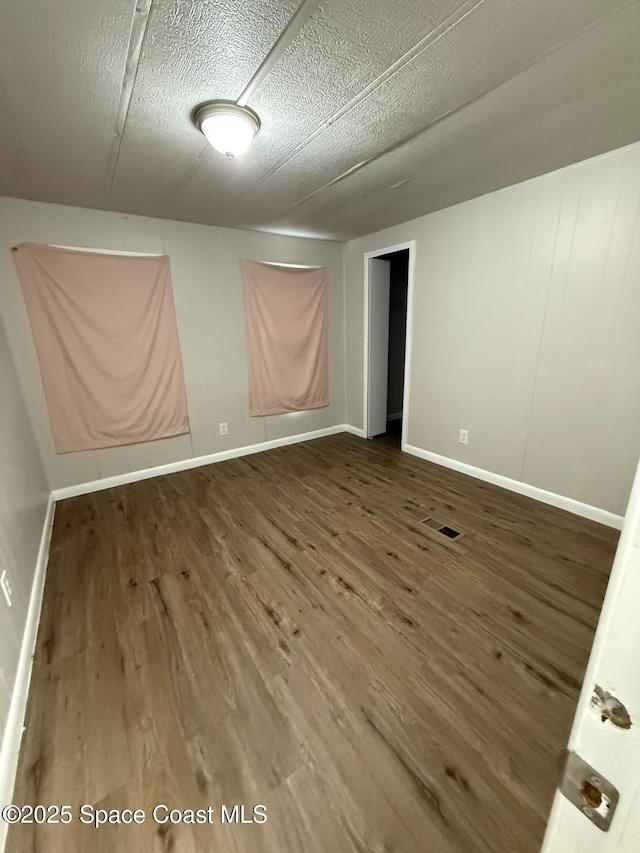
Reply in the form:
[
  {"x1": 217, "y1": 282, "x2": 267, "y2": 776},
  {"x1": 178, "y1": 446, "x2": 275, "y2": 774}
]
[
  {"x1": 12, "y1": 242, "x2": 189, "y2": 453},
  {"x1": 241, "y1": 259, "x2": 329, "y2": 417}
]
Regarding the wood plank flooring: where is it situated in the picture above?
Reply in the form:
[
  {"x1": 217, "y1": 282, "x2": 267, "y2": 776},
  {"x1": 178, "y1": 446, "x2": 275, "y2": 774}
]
[{"x1": 8, "y1": 434, "x2": 618, "y2": 852}]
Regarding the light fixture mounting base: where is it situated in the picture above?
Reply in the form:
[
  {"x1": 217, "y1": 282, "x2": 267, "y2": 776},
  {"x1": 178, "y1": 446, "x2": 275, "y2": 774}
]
[{"x1": 192, "y1": 100, "x2": 261, "y2": 135}]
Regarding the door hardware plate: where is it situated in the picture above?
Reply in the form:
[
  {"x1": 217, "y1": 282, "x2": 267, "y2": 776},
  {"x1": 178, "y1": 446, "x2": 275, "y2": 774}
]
[{"x1": 559, "y1": 750, "x2": 619, "y2": 832}]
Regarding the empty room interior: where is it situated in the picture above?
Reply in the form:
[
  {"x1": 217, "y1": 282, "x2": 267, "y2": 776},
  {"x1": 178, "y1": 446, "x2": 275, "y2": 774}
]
[{"x1": 2, "y1": 1, "x2": 640, "y2": 851}]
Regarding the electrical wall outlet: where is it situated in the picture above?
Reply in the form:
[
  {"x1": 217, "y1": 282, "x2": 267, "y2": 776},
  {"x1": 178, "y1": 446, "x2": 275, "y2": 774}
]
[
  {"x1": 219, "y1": 422, "x2": 228, "y2": 436},
  {"x1": 1, "y1": 569, "x2": 13, "y2": 607},
  {"x1": 459, "y1": 429, "x2": 469, "y2": 444}
]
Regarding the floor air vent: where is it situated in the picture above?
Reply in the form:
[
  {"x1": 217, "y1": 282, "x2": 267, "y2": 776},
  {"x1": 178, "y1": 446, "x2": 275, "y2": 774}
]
[
  {"x1": 438, "y1": 525, "x2": 462, "y2": 540},
  {"x1": 420, "y1": 517, "x2": 464, "y2": 541}
]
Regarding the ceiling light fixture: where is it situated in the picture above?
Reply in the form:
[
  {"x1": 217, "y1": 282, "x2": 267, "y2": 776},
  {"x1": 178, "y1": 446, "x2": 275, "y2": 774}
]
[{"x1": 193, "y1": 101, "x2": 261, "y2": 159}]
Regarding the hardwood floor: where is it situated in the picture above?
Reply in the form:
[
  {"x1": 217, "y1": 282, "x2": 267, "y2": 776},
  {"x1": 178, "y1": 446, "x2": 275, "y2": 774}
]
[{"x1": 9, "y1": 434, "x2": 617, "y2": 852}]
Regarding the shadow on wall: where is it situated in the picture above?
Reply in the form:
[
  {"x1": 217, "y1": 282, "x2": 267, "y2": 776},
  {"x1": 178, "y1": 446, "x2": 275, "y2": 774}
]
[{"x1": 0, "y1": 311, "x2": 48, "y2": 749}]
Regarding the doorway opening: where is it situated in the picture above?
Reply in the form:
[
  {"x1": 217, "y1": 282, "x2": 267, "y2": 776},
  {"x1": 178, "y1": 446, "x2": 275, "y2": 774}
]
[{"x1": 364, "y1": 241, "x2": 415, "y2": 448}]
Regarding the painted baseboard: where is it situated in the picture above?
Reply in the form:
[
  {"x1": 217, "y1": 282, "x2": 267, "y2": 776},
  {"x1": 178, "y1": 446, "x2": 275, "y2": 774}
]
[
  {"x1": 387, "y1": 412, "x2": 403, "y2": 422},
  {"x1": 0, "y1": 493, "x2": 55, "y2": 850},
  {"x1": 343, "y1": 424, "x2": 367, "y2": 438},
  {"x1": 52, "y1": 424, "x2": 360, "y2": 501},
  {"x1": 403, "y1": 443, "x2": 624, "y2": 530}
]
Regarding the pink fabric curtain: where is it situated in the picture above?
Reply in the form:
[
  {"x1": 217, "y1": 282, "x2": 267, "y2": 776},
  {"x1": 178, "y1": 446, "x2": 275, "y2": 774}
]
[
  {"x1": 241, "y1": 259, "x2": 329, "y2": 416},
  {"x1": 12, "y1": 242, "x2": 189, "y2": 453}
]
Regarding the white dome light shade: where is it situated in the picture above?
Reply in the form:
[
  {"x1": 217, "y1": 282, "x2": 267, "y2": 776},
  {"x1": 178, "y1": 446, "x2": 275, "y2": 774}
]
[{"x1": 194, "y1": 102, "x2": 260, "y2": 158}]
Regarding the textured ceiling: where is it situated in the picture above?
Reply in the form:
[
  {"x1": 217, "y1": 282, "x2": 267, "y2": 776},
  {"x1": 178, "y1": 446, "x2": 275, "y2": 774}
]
[{"x1": 1, "y1": 0, "x2": 639, "y2": 240}]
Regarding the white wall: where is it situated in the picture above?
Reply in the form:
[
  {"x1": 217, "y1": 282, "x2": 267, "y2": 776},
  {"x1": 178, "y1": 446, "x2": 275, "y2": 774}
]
[
  {"x1": 346, "y1": 142, "x2": 640, "y2": 517},
  {"x1": 0, "y1": 312, "x2": 49, "y2": 769},
  {"x1": 0, "y1": 198, "x2": 346, "y2": 490}
]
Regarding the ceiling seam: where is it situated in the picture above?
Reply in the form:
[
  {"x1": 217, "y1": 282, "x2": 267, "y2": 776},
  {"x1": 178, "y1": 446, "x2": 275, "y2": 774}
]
[
  {"x1": 245, "y1": 0, "x2": 639, "y2": 210},
  {"x1": 394, "y1": 68, "x2": 640, "y2": 196},
  {"x1": 236, "y1": 0, "x2": 488, "y2": 200},
  {"x1": 358, "y1": 70, "x2": 640, "y2": 240},
  {"x1": 273, "y1": 1, "x2": 640, "y2": 217},
  {"x1": 162, "y1": 0, "x2": 321, "y2": 218},
  {"x1": 102, "y1": 0, "x2": 155, "y2": 205},
  {"x1": 315, "y1": 78, "x2": 640, "y2": 241},
  {"x1": 165, "y1": 0, "x2": 486, "y2": 217},
  {"x1": 285, "y1": 66, "x2": 640, "y2": 219},
  {"x1": 0, "y1": 66, "x2": 34, "y2": 198},
  {"x1": 159, "y1": 143, "x2": 210, "y2": 218},
  {"x1": 236, "y1": 0, "x2": 323, "y2": 106}
]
